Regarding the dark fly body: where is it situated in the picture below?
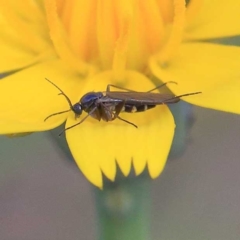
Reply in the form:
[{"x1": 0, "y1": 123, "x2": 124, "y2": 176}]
[{"x1": 44, "y1": 78, "x2": 201, "y2": 134}]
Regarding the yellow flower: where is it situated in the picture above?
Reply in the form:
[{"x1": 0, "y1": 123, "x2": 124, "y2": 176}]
[{"x1": 0, "y1": 0, "x2": 240, "y2": 188}]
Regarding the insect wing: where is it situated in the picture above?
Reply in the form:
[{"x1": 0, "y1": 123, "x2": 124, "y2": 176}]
[{"x1": 106, "y1": 92, "x2": 179, "y2": 105}]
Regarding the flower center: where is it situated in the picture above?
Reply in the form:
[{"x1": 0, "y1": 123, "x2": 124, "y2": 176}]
[
  {"x1": 157, "y1": 0, "x2": 186, "y2": 66},
  {"x1": 45, "y1": 0, "x2": 188, "y2": 74}
]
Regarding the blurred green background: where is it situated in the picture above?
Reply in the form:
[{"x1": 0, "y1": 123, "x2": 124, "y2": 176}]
[{"x1": 0, "y1": 106, "x2": 240, "y2": 240}]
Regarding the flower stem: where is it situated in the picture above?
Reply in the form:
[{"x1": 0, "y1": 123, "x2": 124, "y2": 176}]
[
  {"x1": 48, "y1": 101, "x2": 194, "y2": 240},
  {"x1": 93, "y1": 174, "x2": 151, "y2": 240}
]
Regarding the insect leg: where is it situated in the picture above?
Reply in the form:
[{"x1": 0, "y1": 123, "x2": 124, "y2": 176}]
[
  {"x1": 116, "y1": 116, "x2": 138, "y2": 128},
  {"x1": 106, "y1": 81, "x2": 177, "y2": 93},
  {"x1": 104, "y1": 101, "x2": 138, "y2": 128},
  {"x1": 161, "y1": 91, "x2": 202, "y2": 103},
  {"x1": 99, "y1": 101, "x2": 137, "y2": 127},
  {"x1": 114, "y1": 101, "x2": 125, "y2": 116},
  {"x1": 106, "y1": 84, "x2": 137, "y2": 92},
  {"x1": 147, "y1": 81, "x2": 177, "y2": 92},
  {"x1": 59, "y1": 107, "x2": 98, "y2": 136}
]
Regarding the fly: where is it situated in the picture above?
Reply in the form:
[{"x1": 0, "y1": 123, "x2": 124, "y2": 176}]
[{"x1": 44, "y1": 78, "x2": 201, "y2": 135}]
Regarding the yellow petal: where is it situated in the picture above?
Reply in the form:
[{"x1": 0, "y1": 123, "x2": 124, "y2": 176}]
[
  {"x1": 157, "y1": 0, "x2": 174, "y2": 23},
  {"x1": 0, "y1": 36, "x2": 56, "y2": 72},
  {"x1": 0, "y1": 1, "x2": 50, "y2": 52},
  {"x1": 0, "y1": 59, "x2": 85, "y2": 133},
  {"x1": 185, "y1": 0, "x2": 240, "y2": 39},
  {"x1": 0, "y1": 4, "x2": 54, "y2": 72},
  {"x1": 150, "y1": 42, "x2": 240, "y2": 113},
  {"x1": 0, "y1": 20, "x2": 45, "y2": 72},
  {"x1": 0, "y1": 42, "x2": 36, "y2": 72},
  {"x1": 65, "y1": 71, "x2": 175, "y2": 188}
]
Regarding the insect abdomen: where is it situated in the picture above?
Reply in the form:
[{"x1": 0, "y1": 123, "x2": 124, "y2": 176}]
[{"x1": 123, "y1": 104, "x2": 156, "y2": 113}]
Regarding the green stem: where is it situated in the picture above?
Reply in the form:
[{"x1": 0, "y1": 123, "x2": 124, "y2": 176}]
[
  {"x1": 94, "y1": 174, "x2": 151, "y2": 240},
  {"x1": 48, "y1": 102, "x2": 194, "y2": 240}
]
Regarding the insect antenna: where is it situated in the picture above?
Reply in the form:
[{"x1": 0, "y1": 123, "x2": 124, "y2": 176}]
[
  {"x1": 44, "y1": 109, "x2": 71, "y2": 121},
  {"x1": 44, "y1": 78, "x2": 74, "y2": 121},
  {"x1": 45, "y1": 78, "x2": 74, "y2": 108}
]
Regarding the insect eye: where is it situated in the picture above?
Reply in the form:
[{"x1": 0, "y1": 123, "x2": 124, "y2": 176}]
[{"x1": 72, "y1": 103, "x2": 82, "y2": 115}]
